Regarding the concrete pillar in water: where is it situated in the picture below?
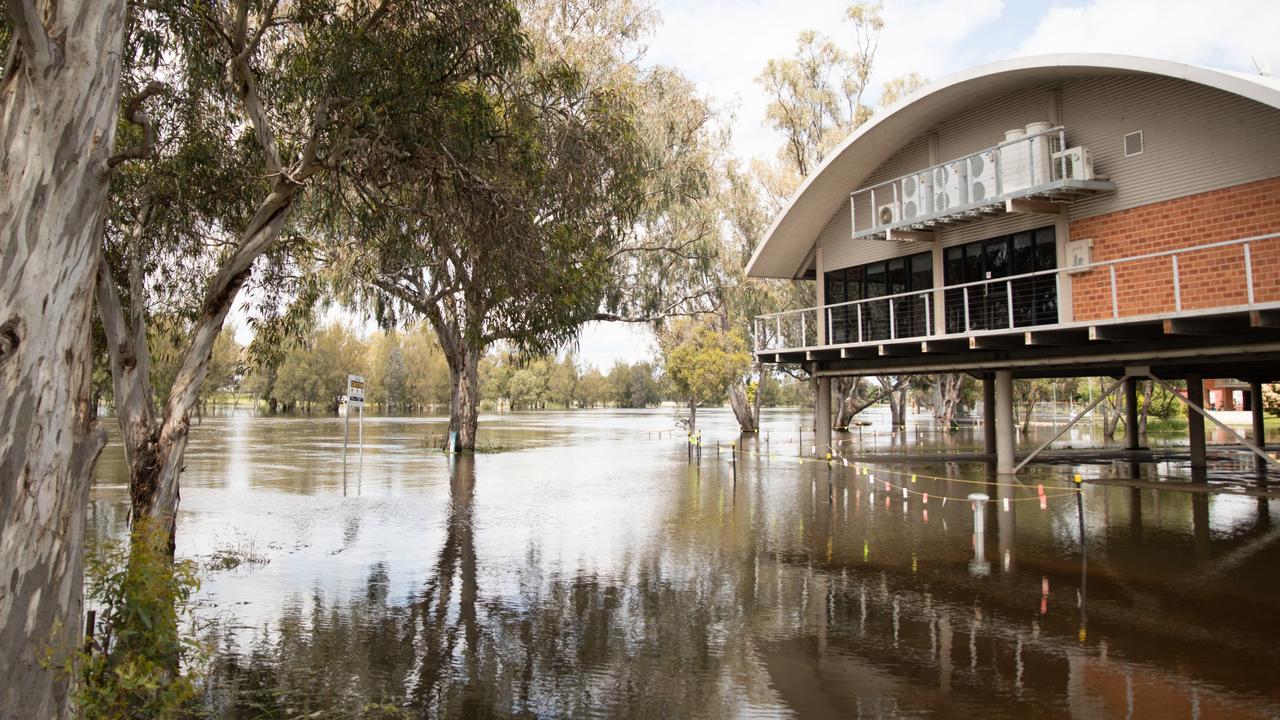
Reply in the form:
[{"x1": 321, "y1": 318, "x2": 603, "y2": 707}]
[
  {"x1": 982, "y1": 373, "x2": 997, "y2": 456},
  {"x1": 1124, "y1": 377, "x2": 1141, "y2": 451},
  {"x1": 995, "y1": 370, "x2": 1016, "y2": 474},
  {"x1": 1187, "y1": 374, "x2": 1207, "y2": 468},
  {"x1": 815, "y1": 376, "x2": 832, "y2": 457},
  {"x1": 997, "y1": 480, "x2": 1016, "y2": 573},
  {"x1": 968, "y1": 493, "x2": 990, "y2": 576}
]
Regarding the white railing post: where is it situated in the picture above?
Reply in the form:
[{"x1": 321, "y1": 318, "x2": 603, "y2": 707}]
[
  {"x1": 1172, "y1": 255, "x2": 1182, "y2": 312},
  {"x1": 870, "y1": 187, "x2": 877, "y2": 228},
  {"x1": 1244, "y1": 242, "x2": 1255, "y2": 305},
  {"x1": 1054, "y1": 272, "x2": 1063, "y2": 323},
  {"x1": 889, "y1": 297, "x2": 896, "y2": 339},
  {"x1": 963, "y1": 287, "x2": 971, "y2": 332},
  {"x1": 826, "y1": 306, "x2": 833, "y2": 345},
  {"x1": 1109, "y1": 265, "x2": 1119, "y2": 319},
  {"x1": 857, "y1": 304, "x2": 863, "y2": 343},
  {"x1": 1006, "y1": 279, "x2": 1014, "y2": 328},
  {"x1": 800, "y1": 312, "x2": 807, "y2": 347},
  {"x1": 923, "y1": 292, "x2": 932, "y2": 338}
]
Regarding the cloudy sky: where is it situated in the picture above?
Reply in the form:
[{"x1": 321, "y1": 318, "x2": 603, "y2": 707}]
[{"x1": 570, "y1": 0, "x2": 1280, "y2": 369}]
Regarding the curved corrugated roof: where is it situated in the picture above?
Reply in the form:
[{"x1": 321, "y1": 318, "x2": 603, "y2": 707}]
[{"x1": 746, "y1": 54, "x2": 1280, "y2": 279}]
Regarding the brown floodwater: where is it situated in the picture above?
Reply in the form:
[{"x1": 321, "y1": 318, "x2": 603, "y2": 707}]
[{"x1": 89, "y1": 407, "x2": 1280, "y2": 719}]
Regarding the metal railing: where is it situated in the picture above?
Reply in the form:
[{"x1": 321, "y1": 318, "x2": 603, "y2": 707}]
[
  {"x1": 850, "y1": 125, "x2": 1081, "y2": 238},
  {"x1": 755, "y1": 232, "x2": 1280, "y2": 353}
]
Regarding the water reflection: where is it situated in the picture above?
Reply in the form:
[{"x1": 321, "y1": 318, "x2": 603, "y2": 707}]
[{"x1": 88, "y1": 410, "x2": 1280, "y2": 718}]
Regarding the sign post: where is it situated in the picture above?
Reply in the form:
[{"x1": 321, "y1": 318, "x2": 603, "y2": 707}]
[{"x1": 346, "y1": 374, "x2": 366, "y2": 477}]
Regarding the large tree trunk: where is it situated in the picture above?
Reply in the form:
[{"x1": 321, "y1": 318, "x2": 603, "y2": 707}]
[
  {"x1": 100, "y1": 191, "x2": 293, "y2": 540},
  {"x1": 879, "y1": 376, "x2": 906, "y2": 427},
  {"x1": 833, "y1": 377, "x2": 865, "y2": 429},
  {"x1": 444, "y1": 346, "x2": 480, "y2": 452},
  {"x1": 728, "y1": 363, "x2": 760, "y2": 432},
  {"x1": 0, "y1": 1, "x2": 126, "y2": 715},
  {"x1": 934, "y1": 374, "x2": 964, "y2": 432}
]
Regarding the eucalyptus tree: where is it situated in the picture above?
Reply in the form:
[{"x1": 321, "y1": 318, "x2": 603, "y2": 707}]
[
  {"x1": 97, "y1": 0, "x2": 528, "y2": 536},
  {"x1": 335, "y1": 49, "x2": 648, "y2": 449},
  {"x1": 1, "y1": 2, "x2": 128, "y2": 714},
  {"x1": 337, "y1": 0, "x2": 722, "y2": 451}
]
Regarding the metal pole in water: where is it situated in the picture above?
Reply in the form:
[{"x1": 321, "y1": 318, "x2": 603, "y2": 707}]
[{"x1": 343, "y1": 403, "x2": 350, "y2": 495}]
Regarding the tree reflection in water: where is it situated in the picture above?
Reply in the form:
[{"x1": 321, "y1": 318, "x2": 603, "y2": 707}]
[{"x1": 203, "y1": 456, "x2": 755, "y2": 719}]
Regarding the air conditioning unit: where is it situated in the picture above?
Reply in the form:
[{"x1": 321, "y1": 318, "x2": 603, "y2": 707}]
[
  {"x1": 967, "y1": 151, "x2": 998, "y2": 204},
  {"x1": 1000, "y1": 127, "x2": 1030, "y2": 193},
  {"x1": 1052, "y1": 146, "x2": 1094, "y2": 180},
  {"x1": 900, "y1": 173, "x2": 931, "y2": 220},
  {"x1": 1025, "y1": 121, "x2": 1054, "y2": 186},
  {"x1": 932, "y1": 162, "x2": 965, "y2": 211},
  {"x1": 877, "y1": 202, "x2": 898, "y2": 227}
]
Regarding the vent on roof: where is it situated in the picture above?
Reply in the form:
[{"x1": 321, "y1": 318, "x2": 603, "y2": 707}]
[{"x1": 1124, "y1": 130, "x2": 1144, "y2": 157}]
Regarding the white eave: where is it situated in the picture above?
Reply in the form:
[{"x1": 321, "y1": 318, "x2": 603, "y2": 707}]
[{"x1": 745, "y1": 53, "x2": 1280, "y2": 280}]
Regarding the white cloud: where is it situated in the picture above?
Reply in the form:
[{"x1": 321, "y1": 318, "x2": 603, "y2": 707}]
[
  {"x1": 1013, "y1": 0, "x2": 1280, "y2": 73},
  {"x1": 647, "y1": 0, "x2": 1006, "y2": 160},
  {"x1": 572, "y1": 322, "x2": 657, "y2": 371}
]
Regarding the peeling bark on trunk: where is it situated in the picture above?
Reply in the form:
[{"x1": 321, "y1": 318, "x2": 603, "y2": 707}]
[
  {"x1": 833, "y1": 377, "x2": 865, "y2": 429},
  {"x1": 728, "y1": 363, "x2": 761, "y2": 433},
  {"x1": 0, "y1": 1, "x2": 125, "y2": 714},
  {"x1": 444, "y1": 346, "x2": 480, "y2": 452},
  {"x1": 1102, "y1": 393, "x2": 1123, "y2": 439},
  {"x1": 934, "y1": 374, "x2": 964, "y2": 432},
  {"x1": 880, "y1": 376, "x2": 907, "y2": 428}
]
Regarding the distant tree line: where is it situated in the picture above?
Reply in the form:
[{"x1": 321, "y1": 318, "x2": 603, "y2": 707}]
[{"x1": 189, "y1": 322, "x2": 815, "y2": 415}]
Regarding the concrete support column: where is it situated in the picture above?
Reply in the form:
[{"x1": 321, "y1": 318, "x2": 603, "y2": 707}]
[
  {"x1": 1124, "y1": 377, "x2": 1141, "y2": 451},
  {"x1": 1251, "y1": 380, "x2": 1267, "y2": 450},
  {"x1": 1187, "y1": 374, "x2": 1207, "y2": 468},
  {"x1": 815, "y1": 376, "x2": 832, "y2": 457},
  {"x1": 982, "y1": 373, "x2": 997, "y2": 456},
  {"x1": 996, "y1": 370, "x2": 1016, "y2": 474}
]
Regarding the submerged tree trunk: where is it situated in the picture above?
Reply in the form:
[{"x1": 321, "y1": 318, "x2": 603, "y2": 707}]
[
  {"x1": 728, "y1": 362, "x2": 761, "y2": 432},
  {"x1": 444, "y1": 346, "x2": 481, "y2": 451},
  {"x1": 934, "y1": 374, "x2": 965, "y2": 432},
  {"x1": 880, "y1": 376, "x2": 906, "y2": 427},
  {"x1": 833, "y1": 377, "x2": 865, "y2": 429},
  {"x1": 1138, "y1": 380, "x2": 1152, "y2": 437},
  {"x1": 0, "y1": 1, "x2": 125, "y2": 714}
]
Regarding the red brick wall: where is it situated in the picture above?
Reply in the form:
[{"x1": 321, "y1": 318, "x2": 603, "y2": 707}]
[{"x1": 1069, "y1": 177, "x2": 1280, "y2": 322}]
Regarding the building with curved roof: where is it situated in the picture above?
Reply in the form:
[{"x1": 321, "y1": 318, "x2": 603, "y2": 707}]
[{"x1": 747, "y1": 54, "x2": 1280, "y2": 473}]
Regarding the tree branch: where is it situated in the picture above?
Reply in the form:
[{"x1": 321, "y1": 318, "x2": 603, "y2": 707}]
[
  {"x1": 5, "y1": 0, "x2": 54, "y2": 70},
  {"x1": 107, "y1": 81, "x2": 167, "y2": 169}
]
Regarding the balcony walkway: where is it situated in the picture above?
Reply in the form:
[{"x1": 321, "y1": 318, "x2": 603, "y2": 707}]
[{"x1": 756, "y1": 233, "x2": 1280, "y2": 379}]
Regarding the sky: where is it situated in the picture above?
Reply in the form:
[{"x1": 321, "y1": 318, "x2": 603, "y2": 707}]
[{"x1": 242, "y1": 0, "x2": 1280, "y2": 370}]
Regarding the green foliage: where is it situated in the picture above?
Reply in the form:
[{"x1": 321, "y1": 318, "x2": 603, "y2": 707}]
[
  {"x1": 274, "y1": 322, "x2": 366, "y2": 412},
  {"x1": 659, "y1": 319, "x2": 751, "y2": 410},
  {"x1": 72, "y1": 519, "x2": 204, "y2": 719},
  {"x1": 608, "y1": 361, "x2": 663, "y2": 408},
  {"x1": 1262, "y1": 384, "x2": 1280, "y2": 418}
]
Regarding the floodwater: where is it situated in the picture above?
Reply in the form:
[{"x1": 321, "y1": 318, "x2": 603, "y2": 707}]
[{"x1": 89, "y1": 408, "x2": 1280, "y2": 719}]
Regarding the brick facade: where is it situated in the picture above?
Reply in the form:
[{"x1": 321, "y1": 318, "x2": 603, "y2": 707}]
[{"x1": 1068, "y1": 177, "x2": 1280, "y2": 322}]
